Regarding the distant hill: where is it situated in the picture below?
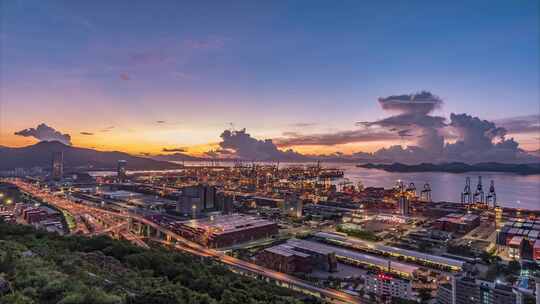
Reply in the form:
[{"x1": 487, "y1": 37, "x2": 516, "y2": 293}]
[
  {"x1": 358, "y1": 162, "x2": 540, "y2": 174},
  {"x1": 0, "y1": 141, "x2": 182, "y2": 171},
  {"x1": 151, "y1": 152, "x2": 205, "y2": 162}
]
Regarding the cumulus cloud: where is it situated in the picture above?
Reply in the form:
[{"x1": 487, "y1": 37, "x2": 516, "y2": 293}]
[
  {"x1": 213, "y1": 128, "x2": 307, "y2": 161},
  {"x1": 162, "y1": 147, "x2": 187, "y2": 153},
  {"x1": 15, "y1": 123, "x2": 72, "y2": 145},
  {"x1": 274, "y1": 91, "x2": 538, "y2": 164},
  {"x1": 80, "y1": 132, "x2": 94, "y2": 136},
  {"x1": 363, "y1": 91, "x2": 446, "y2": 155},
  {"x1": 442, "y1": 113, "x2": 530, "y2": 163}
]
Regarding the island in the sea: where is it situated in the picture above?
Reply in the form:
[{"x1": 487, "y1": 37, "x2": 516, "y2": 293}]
[{"x1": 357, "y1": 162, "x2": 540, "y2": 175}]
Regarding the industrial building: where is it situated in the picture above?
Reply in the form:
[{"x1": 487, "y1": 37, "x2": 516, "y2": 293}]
[
  {"x1": 255, "y1": 242, "x2": 329, "y2": 274},
  {"x1": 286, "y1": 238, "x2": 419, "y2": 278},
  {"x1": 496, "y1": 219, "x2": 540, "y2": 261},
  {"x1": 432, "y1": 213, "x2": 480, "y2": 234},
  {"x1": 314, "y1": 232, "x2": 465, "y2": 272},
  {"x1": 172, "y1": 214, "x2": 278, "y2": 248}
]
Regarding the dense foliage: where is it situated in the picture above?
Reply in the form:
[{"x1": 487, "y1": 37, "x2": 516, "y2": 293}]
[
  {"x1": 336, "y1": 225, "x2": 381, "y2": 242},
  {"x1": 0, "y1": 222, "x2": 317, "y2": 304}
]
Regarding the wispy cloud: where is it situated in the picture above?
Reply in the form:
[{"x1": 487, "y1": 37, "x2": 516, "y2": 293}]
[
  {"x1": 275, "y1": 128, "x2": 398, "y2": 147},
  {"x1": 162, "y1": 147, "x2": 188, "y2": 153},
  {"x1": 100, "y1": 126, "x2": 115, "y2": 132},
  {"x1": 495, "y1": 115, "x2": 540, "y2": 135}
]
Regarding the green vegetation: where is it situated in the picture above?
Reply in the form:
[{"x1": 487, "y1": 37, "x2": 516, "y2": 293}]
[
  {"x1": 0, "y1": 221, "x2": 317, "y2": 304},
  {"x1": 61, "y1": 210, "x2": 77, "y2": 232},
  {"x1": 336, "y1": 225, "x2": 381, "y2": 242}
]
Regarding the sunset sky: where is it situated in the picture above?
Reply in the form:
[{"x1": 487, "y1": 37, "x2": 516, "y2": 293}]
[{"x1": 1, "y1": 1, "x2": 538, "y2": 157}]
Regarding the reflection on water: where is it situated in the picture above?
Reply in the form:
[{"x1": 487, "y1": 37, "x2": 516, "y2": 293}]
[{"x1": 91, "y1": 161, "x2": 540, "y2": 211}]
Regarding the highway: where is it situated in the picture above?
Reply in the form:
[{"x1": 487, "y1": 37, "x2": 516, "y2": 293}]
[{"x1": 7, "y1": 179, "x2": 362, "y2": 304}]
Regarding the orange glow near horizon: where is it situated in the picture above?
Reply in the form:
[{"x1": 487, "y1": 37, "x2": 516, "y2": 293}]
[{"x1": 1, "y1": 130, "x2": 538, "y2": 157}]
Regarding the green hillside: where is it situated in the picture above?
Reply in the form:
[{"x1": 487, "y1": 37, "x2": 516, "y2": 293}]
[{"x1": 0, "y1": 222, "x2": 317, "y2": 304}]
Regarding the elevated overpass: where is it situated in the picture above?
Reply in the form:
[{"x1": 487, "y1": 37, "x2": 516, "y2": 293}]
[{"x1": 6, "y1": 178, "x2": 362, "y2": 304}]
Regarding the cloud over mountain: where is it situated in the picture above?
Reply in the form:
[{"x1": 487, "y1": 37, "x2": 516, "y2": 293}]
[{"x1": 14, "y1": 123, "x2": 72, "y2": 145}]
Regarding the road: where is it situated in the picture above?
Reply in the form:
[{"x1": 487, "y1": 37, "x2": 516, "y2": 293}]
[{"x1": 7, "y1": 179, "x2": 362, "y2": 304}]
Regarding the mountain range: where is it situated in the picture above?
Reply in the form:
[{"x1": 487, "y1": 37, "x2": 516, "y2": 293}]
[
  {"x1": 358, "y1": 162, "x2": 540, "y2": 175},
  {"x1": 0, "y1": 141, "x2": 182, "y2": 171}
]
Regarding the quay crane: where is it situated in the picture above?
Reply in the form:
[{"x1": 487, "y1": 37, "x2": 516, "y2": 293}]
[
  {"x1": 406, "y1": 182, "x2": 417, "y2": 199},
  {"x1": 486, "y1": 180, "x2": 497, "y2": 208},
  {"x1": 461, "y1": 177, "x2": 472, "y2": 204},
  {"x1": 473, "y1": 176, "x2": 485, "y2": 204},
  {"x1": 420, "y1": 183, "x2": 432, "y2": 202}
]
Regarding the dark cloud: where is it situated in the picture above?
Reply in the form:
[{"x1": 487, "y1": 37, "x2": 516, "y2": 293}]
[
  {"x1": 397, "y1": 129, "x2": 413, "y2": 137},
  {"x1": 275, "y1": 129, "x2": 398, "y2": 147},
  {"x1": 80, "y1": 132, "x2": 94, "y2": 136},
  {"x1": 119, "y1": 73, "x2": 130, "y2": 80},
  {"x1": 364, "y1": 91, "x2": 446, "y2": 155},
  {"x1": 15, "y1": 123, "x2": 72, "y2": 145},
  {"x1": 214, "y1": 128, "x2": 306, "y2": 161},
  {"x1": 156, "y1": 120, "x2": 166, "y2": 124},
  {"x1": 495, "y1": 115, "x2": 540, "y2": 135},
  {"x1": 162, "y1": 147, "x2": 187, "y2": 153}
]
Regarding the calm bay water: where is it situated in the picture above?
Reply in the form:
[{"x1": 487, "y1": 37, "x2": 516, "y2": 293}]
[
  {"x1": 329, "y1": 163, "x2": 540, "y2": 211},
  {"x1": 94, "y1": 161, "x2": 540, "y2": 211}
]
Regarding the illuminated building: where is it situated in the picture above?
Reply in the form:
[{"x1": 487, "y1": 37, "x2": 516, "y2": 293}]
[
  {"x1": 433, "y1": 213, "x2": 480, "y2": 234},
  {"x1": 51, "y1": 152, "x2": 63, "y2": 181},
  {"x1": 398, "y1": 195, "x2": 410, "y2": 216},
  {"x1": 172, "y1": 214, "x2": 278, "y2": 248},
  {"x1": 365, "y1": 272, "x2": 414, "y2": 302},
  {"x1": 117, "y1": 160, "x2": 127, "y2": 182}
]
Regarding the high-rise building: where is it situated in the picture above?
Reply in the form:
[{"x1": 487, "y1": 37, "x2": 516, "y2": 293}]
[
  {"x1": 284, "y1": 192, "x2": 302, "y2": 218},
  {"x1": 399, "y1": 195, "x2": 410, "y2": 216},
  {"x1": 117, "y1": 160, "x2": 127, "y2": 182},
  {"x1": 176, "y1": 184, "x2": 218, "y2": 216},
  {"x1": 216, "y1": 192, "x2": 233, "y2": 214},
  {"x1": 51, "y1": 152, "x2": 63, "y2": 181},
  {"x1": 436, "y1": 274, "x2": 516, "y2": 304}
]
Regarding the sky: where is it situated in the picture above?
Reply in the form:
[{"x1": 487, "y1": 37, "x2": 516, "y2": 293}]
[{"x1": 0, "y1": 0, "x2": 539, "y2": 158}]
